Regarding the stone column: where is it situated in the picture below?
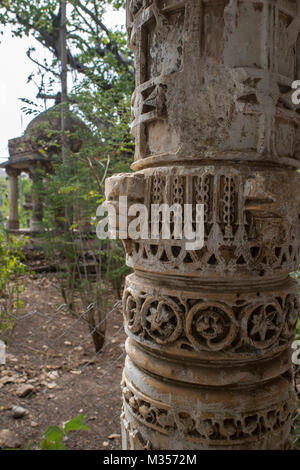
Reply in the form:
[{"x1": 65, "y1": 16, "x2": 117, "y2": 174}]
[
  {"x1": 30, "y1": 168, "x2": 44, "y2": 232},
  {"x1": 6, "y1": 167, "x2": 20, "y2": 231},
  {"x1": 106, "y1": 1, "x2": 300, "y2": 450}
]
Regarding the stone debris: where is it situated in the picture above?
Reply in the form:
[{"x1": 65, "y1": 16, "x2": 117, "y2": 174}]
[
  {"x1": 47, "y1": 370, "x2": 59, "y2": 380},
  {"x1": 12, "y1": 405, "x2": 27, "y2": 419},
  {"x1": 0, "y1": 340, "x2": 6, "y2": 365},
  {"x1": 0, "y1": 429, "x2": 21, "y2": 449},
  {"x1": 16, "y1": 384, "x2": 35, "y2": 398},
  {"x1": 0, "y1": 375, "x2": 15, "y2": 386}
]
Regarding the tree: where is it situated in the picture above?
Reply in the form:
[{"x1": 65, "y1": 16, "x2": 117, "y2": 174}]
[
  {"x1": 0, "y1": 0, "x2": 133, "y2": 98},
  {"x1": 0, "y1": 1, "x2": 134, "y2": 352},
  {"x1": 0, "y1": 0, "x2": 134, "y2": 175}
]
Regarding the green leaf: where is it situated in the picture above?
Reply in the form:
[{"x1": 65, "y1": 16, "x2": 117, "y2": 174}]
[
  {"x1": 43, "y1": 425, "x2": 64, "y2": 442},
  {"x1": 64, "y1": 414, "x2": 90, "y2": 434},
  {"x1": 40, "y1": 439, "x2": 66, "y2": 450}
]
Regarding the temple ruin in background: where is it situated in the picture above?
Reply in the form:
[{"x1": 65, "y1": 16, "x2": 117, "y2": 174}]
[{"x1": 0, "y1": 106, "x2": 82, "y2": 234}]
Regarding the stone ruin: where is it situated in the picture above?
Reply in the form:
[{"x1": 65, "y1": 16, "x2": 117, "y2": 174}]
[
  {"x1": 0, "y1": 106, "x2": 82, "y2": 233},
  {"x1": 105, "y1": 0, "x2": 300, "y2": 450}
]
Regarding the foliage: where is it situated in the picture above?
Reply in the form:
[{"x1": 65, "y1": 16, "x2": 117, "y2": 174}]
[
  {"x1": 0, "y1": 225, "x2": 27, "y2": 333},
  {"x1": 30, "y1": 91, "x2": 132, "y2": 351},
  {"x1": 0, "y1": 0, "x2": 133, "y2": 98},
  {"x1": 0, "y1": 1, "x2": 134, "y2": 350},
  {"x1": 0, "y1": 175, "x2": 32, "y2": 229},
  {"x1": 102, "y1": 240, "x2": 130, "y2": 300},
  {"x1": 39, "y1": 414, "x2": 89, "y2": 450},
  {"x1": 0, "y1": 176, "x2": 8, "y2": 223},
  {"x1": 19, "y1": 175, "x2": 32, "y2": 229}
]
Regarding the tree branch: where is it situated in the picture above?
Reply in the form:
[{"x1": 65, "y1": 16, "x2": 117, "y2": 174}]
[{"x1": 26, "y1": 49, "x2": 61, "y2": 77}]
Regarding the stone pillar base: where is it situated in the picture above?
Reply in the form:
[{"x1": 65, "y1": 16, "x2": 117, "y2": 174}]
[{"x1": 121, "y1": 360, "x2": 295, "y2": 450}]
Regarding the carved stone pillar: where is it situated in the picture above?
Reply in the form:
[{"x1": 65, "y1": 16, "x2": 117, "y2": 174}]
[
  {"x1": 30, "y1": 168, "x2": 44, "y2": 232},
  {"x1": 106, "y1": 1, "x2": 300, "y2": 450},
  {"x1": 6, "y1": 168, "x2": 20, "y2": 231}
]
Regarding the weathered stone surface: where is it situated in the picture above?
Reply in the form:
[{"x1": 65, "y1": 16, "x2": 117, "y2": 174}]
[
  {"x1": 123, "y1": 274, "x2": 298, "y2": 363},
  {"x1": 1, "y1": 106, "x2": 84, "y2": 233},
  {"x1": 127, "y1": 0, "x2": 300, "y2": 170},
  {"x1": 108, "y1": 166, "x2": 300, "y2": 280},
  {"x1": 0, "y1": 429, "x2": 21, "y2": 449},
  {"x1": 12, "y1": 406, "x2": 27, "y2": 419},
  {"x1": 0, "y1": 340, "x2": 5, "y2": 365},
  {"x1": 6, "y1": 167, "x2": 20, "y2": 231},
  {"x1": 16, "y1": 384, "x2": 35, "y2": 398},
  {"x1": 106, "y1": 0, "x2": 300, "y2": 450}
]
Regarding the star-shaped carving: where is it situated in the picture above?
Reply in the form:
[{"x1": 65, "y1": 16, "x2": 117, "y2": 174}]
[
  {"x1": 146, "y1": 303, "x2": 174, "y2": 337},
  {"x1": 250, "y1": 306, "x2": 279, "y2": 341}
]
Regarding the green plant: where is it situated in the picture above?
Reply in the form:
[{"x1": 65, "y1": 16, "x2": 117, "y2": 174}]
[
  {"x1": 39, "y1": 414, "x2": 89, "y2": 450},
  {"x1": 0, "y1": 176, "x2": 8, "y2": 224},
  {"x1": 102, "y1": 240, "x2": 131, "y2": 300},
  {"x1": 19, "y1": 175, "x2": 33, "y2": 229},
  {"x1": 0, "y1": 226, "x2": 27, "y2": 333},
  {"x1": 34, "y1": 101, "x2": 132, "y2": 352},
  {"x1": 0, "y1": 1, "x2": 134, "y2": 352}
]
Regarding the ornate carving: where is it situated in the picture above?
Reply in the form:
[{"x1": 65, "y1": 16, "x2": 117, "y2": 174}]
[
  {"x1": 244, "y1": 302, "x2": 284, "y2": 350},
  {"x1": 108, "y1": 168, "x2": 300, "y2": 278},
  {"x1": 140, "y1": 296, "x2": 184, "y2": 344},
  {"x1": 122, "y1": 376, "x2": 296, "y2": 445},
  {"x1": 123, "y1": 276, "x2": 299, "y2": 357},
  {"x1": 128, "y1": 0, "x2": 144, "y2": 18},
  {"x1": 126, "y1": 0, "x2": 300, "y2": 169},
  {"x1": 186, "y1": 302, "x2": 238, "y2": 352},
  {"x1": 116, "y1": 0, "x2": 300, "y2": 450},
  {"x1": 122, "y1": 411, "x2": 153, "y2": 450}
]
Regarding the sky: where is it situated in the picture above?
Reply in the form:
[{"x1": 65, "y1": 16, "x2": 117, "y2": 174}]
[{"x1": 0, "y1": 6, "x2": 125, "y2": 164}]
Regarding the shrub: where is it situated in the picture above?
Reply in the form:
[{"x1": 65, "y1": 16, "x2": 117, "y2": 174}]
[{"x1": 0, "y1": 226, "x2": 27, "y2": 333}]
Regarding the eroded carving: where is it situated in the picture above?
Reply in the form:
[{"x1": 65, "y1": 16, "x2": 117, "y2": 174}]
[
  {"x1": 106, "y1": 168, "x2": 300, "y2": 278},
  {"x1": 122, "y1": 375, "x2": 296, "y2": 445},
  {"x1": 123, "y1": 276, "x2": 299, "y2": 357},
  {"x1": 116, "y1": 0, "x2": 300, "y2": 450}
]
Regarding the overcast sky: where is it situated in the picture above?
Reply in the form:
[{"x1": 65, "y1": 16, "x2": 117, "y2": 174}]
[{"x1": 0, "y1": 6, "x2": 125, "y2": 164}]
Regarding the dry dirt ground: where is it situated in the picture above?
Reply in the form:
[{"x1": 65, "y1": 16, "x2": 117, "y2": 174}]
[
  {"x1": 1, "y1": 274, "x2": 300, "y2": 450},
  {"x1": 0, "y1": 274, "x2": 126, "y2": 450}
]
